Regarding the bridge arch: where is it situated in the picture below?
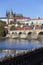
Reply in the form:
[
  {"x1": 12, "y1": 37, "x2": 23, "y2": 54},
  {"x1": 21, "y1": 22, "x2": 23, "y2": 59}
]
[
  {"x1": 27, "y1": 32, "x2": 32, "y2": 35},
  {"x1": 38, "y1": 32, "x2": 43, "y2": 35},
  {"x1": 12, "y1": 32, "x2": 14, "y2": 34},
  {"x1": 12, "y1": 32, "x2": 17, "y2": 35},
  {"x1": 18, "y1": 32, "x2": 22, "y2": 35},
  {"x1": 37, "y1": 31, "x2": 43, "y2": 38}
]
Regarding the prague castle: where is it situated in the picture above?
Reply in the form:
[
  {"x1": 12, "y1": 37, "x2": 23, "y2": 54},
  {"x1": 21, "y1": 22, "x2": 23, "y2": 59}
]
[
  {"x1": 0, "y1": 10, "x2": 30, "y2": 24},
  {"x1": 0, "y1": 10, "x2": 43, "y2": 26}
]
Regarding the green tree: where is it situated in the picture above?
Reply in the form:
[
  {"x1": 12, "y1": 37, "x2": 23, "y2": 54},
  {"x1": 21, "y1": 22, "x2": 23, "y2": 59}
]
[
  {"x1": 10, "y1": 21, "x2": 14, "y2": 24},
  {"x1": 41, "y1": 24, "x2": 43, "y2": 29},
  {"x1": 17, "y1": 21, "x2": 21, "y2": 25},
  {"x1": 10, "y1": 25, "x2": 16, "y2": 30},
  {"x1": 31, "y1": 22, "x2": 34, "y2": 26},
  {"x1": 0, "y1": 20, "x2": 5, "y2": 37}
]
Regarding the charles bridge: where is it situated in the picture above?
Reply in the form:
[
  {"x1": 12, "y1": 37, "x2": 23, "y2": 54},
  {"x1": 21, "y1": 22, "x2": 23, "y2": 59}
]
[{"x1": 9, "y1": 29, "x2": 43, "y2": 39}]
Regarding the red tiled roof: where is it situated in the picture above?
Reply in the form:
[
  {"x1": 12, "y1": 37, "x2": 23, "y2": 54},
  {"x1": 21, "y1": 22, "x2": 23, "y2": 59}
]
[
  {"x1": 31, "y1": 17, "x2": 43, "y2": 20},
  {"x1": 0, "y1": 16, "x2": 43, "y2": 20},
  {"x1": 16, "y1": 27, "x2": 32, "y2": 30},
  {"x1": 13, "y1": 16, "x2": 30, "y2": 20},
  {"x1": 35, "y1": 26, "x2": 41, "y2": 29},
  {"x1": 24, "y1": 27, "x2": 32, "y2": 30},
  {"x1": 0, "y1": 16, "x2": 30, "y2": 20}
]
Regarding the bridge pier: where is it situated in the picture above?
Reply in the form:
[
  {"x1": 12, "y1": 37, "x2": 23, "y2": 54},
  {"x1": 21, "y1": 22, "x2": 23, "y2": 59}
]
[{"x1": 31, "y1": 31, "x2": 38, "y2": 39}]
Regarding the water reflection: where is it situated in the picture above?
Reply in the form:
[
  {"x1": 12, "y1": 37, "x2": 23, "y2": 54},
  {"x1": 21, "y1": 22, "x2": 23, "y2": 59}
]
[
  {"x1": 0, "y1": 38, "x2": 43, "y2": 49},
  {"x1": 0, "y1": 50, "x2": 29, "y2": 61},
  {"x1": 0, "y1": 52, "x2": 6, "y2": 58}
]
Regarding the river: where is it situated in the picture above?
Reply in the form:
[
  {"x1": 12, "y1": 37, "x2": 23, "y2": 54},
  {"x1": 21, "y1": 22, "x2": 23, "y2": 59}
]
[
  {"x1": 0, "y1": 37, "x2": 43, "y2": 49},
  {"x1": 0, "y1": 37, "x2": 43, "y2": 61}
]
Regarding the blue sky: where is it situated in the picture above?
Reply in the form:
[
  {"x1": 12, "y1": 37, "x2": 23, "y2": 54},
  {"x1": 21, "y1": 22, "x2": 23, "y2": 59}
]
[{"x1": 0, "y1": 0, "x2": 43, "y2": 18}]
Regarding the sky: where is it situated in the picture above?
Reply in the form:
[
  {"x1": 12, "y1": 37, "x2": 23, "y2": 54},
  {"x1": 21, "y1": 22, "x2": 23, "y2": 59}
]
[{"x1": 0, "y1": 0, "x2": 43, "y2": 18}]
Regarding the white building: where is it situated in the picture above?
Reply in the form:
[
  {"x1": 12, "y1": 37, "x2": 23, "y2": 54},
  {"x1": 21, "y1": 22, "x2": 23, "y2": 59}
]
[
  {"x1": 0, "y1": 11, "x2": 43, "y2": 26},
  {"x1": 0, "y1": 10, "x2": 30, "y2": 24},
  {"x1": 30, "y1": 17, "x2": 43, "y2": 25}
]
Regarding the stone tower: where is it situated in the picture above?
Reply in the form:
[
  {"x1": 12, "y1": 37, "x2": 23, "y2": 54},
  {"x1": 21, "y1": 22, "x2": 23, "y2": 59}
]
[{"x1": 6, "y1": 10, "x2": 14, "y2": 18}]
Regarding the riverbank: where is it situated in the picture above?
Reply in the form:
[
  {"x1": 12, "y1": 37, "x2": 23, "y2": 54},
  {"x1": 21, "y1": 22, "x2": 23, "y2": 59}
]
[{"x1": 1, "y1": 47, "x2": 43, "y2": 65}]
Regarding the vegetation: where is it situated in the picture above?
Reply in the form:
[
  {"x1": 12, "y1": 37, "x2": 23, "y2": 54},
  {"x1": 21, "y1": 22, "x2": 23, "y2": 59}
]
[
  {"x1": 31, "y1": 22, "x2": 34, "y2": 29},
  {"x1": 0, "y1": 21, "x2": 4, "y2": 36},
  {"x1": 41, "y1": 24, "x2": 43, "y2": 29},
  {"x1": 0, "y1": 20, "x2": 6, "y2": 37},
  {"x1": 10, "y1": 21, "x2": 14, "y2": 24},
  {"x1": 17, "y1": 21, "x2": 21, "y2": 25},
  {"x1": 10, "y1": 25, "x2": 16, "y2": 30},
  {"x1": 31, "y1": 22, "x2": 34, "y2": 26},
  {"x1": 0, "y1": 49, "x2": 3, "y2": 52}
]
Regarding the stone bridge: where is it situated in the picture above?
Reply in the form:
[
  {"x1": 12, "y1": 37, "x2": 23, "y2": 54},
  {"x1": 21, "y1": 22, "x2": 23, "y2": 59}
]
[
  {"x1": 9, "y1": 30, "x2": 32, "y2": 35},
  {"x1": 31, "y1": 29, "x2": 43, "y2": 39},
  {"x1": 8, "y1": 29, "x2": 43, "y2": 38},
  {"x1": 32, "y1": 29, "x2": 43, "y2": 34},
  {"x1": 1, "y1": 47, "x2": 43, "y2": 65}
]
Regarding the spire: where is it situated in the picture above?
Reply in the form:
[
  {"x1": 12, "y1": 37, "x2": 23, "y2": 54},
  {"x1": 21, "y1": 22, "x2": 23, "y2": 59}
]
[
  {"x1": 10, "y1": 9, "x2": 13, "y2": 15},
  {"x1": 6, "y1": 10, "x2": 10, "y2": 17},
  {"x1": 6, "y1": 10, "x2": 7, "y2": 16}
]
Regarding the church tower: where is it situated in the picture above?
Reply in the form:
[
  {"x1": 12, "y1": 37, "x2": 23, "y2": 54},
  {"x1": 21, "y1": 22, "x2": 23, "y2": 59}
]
[{"x1": 6, "y1": 10, "x2": 14, "y2": 18}]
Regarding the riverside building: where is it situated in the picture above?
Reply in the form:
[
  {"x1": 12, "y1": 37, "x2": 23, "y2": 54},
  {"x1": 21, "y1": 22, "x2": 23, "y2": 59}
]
[
  {"x1": 0, "y1": 10, "x2": 43, "y2": 31},
  {"x1": 0, "y1": 10, "x2": 43, "y2": 27}
]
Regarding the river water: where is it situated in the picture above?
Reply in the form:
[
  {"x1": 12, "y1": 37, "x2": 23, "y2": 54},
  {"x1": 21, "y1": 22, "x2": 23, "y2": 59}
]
[
  {"x1": 0, "y1": 36, "x2": 43, "y2": 63},
  {"x1": 0, "y1": 36, "x2": 43, "y2": 60},
  {"x1": 0, "y1": 37, "x2": 43, "y2": 50}
]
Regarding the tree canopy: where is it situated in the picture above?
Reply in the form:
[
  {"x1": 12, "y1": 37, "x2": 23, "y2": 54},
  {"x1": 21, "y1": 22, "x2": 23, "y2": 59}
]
[
  {"x1": 10, "y1": 25, "x2": 16, "y2": 30},
  {"x1": 10, "y1": 21, "x2": 14, "y2": 24},
  {"x1": 0, "y1": 20, "x2": 5, "y2": 36}
]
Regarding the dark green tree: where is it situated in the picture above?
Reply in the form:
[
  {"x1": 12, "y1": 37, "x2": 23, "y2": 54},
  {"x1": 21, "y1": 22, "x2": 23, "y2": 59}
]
[
  {"x1": 10, "y1": 21, "x2": 14, "y2": 24},
  {"x1": 41, "y1": 24, "x2": 43, "y2": 29},
  {"x1": 0, "y1": 20, "x2": 5, "y2": 37},
  {"x1": 10, "y1": 25, "x2": 16, "y2": 30}
]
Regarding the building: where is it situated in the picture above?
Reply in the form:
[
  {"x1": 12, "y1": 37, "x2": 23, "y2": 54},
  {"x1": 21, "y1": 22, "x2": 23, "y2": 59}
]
[
  {"x1": 0, "y1": 10, "x2": 30, "y2": 24},
  {"x1": 0, "y1": 10, "x2": 43, "y2": 28}
]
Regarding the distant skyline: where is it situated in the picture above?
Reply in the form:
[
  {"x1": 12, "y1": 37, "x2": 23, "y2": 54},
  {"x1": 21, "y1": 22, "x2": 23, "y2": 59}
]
[{"x1": 0, "y1": 0, "x2": 43, "y2": 18}]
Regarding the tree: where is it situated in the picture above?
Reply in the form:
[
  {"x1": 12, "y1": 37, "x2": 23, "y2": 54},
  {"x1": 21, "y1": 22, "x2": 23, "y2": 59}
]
[
  {"x1": 10, "y1": 21, "x2": 14, "y2": 24},
  {"x1": 31, "y1": 22, "x2": 34, "y2": 29},
  {"x1": 17, "y1": 21, "x2": 21, "y2": 25},
  {"x1": 10, "y1": 25, "x2": 16, "y2": 30},
  {"x1": 0, "y1": 20, "x2": 5, "y2": 37},
  {"x1": 31, "y1": 22, "x2": 34, "y2": 26},
  {"x1": 41, "y1": 24, "x2": 43, "y2": 29}
]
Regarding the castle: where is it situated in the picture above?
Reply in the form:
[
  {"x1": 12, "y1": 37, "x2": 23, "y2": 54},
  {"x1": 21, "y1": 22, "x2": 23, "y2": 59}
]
[
  {"x1": 0, "y1": 10, "x2": 43, "y2": 26},
  {"x1": 0, "y1": 10, "x2": 30, "y2": 24}
]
